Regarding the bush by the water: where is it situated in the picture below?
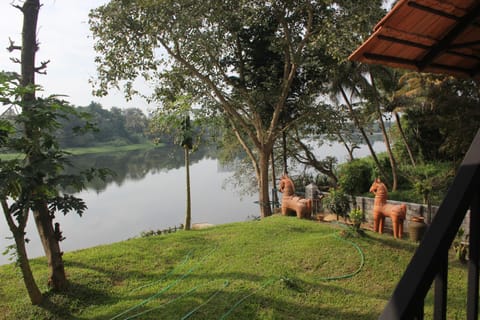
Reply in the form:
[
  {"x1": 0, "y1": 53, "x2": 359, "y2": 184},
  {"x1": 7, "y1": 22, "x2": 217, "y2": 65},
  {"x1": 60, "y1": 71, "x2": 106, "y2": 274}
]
[{"x1": 338, "y1": 158, "x2": 374, "y2": 195}]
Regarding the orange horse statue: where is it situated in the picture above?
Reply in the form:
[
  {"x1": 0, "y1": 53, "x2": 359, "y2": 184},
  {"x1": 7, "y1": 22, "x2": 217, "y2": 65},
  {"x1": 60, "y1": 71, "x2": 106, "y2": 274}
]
[
  {"x1": 278, "y1": 175, "x2": 312, "y2": 219},
  {"x1": 369, "y1": 178, "x2": 407, "y2": 239}
]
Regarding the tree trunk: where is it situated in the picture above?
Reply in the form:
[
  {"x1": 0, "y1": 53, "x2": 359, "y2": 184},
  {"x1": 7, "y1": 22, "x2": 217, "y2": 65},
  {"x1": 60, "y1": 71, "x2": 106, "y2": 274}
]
[
  {"x1": 282, "y1": 131, "x2": 288, "y2": 175},
  {"x1": 33, "y1": 203, "x2": 67, "y2": 291},
  {"x1": 13, "y1": 230, "x2": 43, "y2": 305},
  {"x1": 336, "y1": 132, "x2": 355, "y2": 162},
  {"x1": 369, "y1": 72, "x2": 398, "y2": 191},
  {"x1": 378, "y1": 112, "x2": 398, "y2": 191},
  {"x1": 339, "y1": 86, "x2": 389, "y2": 184},
  {"x1": 184, "y1": 147, "x2": 191, "y2": 230},
  {"x1": 258, "y1": 148, "x2": 272, "y2": 218},
  {"x1": 21, "y1": 0, "x2": 68, "y2": 292},
  {"x1": 271, "y1": 150, "x2": 279, "y2": 209},
  {"x1": 2, "y1": 200, "x2": 42, "y2": 305},
  {"x1": 20, "y1": 0, "x2": 39, "y2": 91},
  {"x1": 394, "y1": 110, "x2": 416, "y2": 167}
]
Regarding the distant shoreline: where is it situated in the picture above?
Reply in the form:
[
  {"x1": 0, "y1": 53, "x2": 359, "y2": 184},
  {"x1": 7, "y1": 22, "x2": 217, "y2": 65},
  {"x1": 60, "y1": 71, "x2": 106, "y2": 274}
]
[{"x1": 0, "y1": 143, "x2": 163, "y2": 160}]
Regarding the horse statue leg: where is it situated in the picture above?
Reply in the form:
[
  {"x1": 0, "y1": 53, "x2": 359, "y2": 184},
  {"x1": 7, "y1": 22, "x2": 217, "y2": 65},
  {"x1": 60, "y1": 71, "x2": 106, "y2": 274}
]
[
  {"x1": 374, "y1": 210, "x2": 386, "y2": 234},
  {"x1": 379, "y1": 215, "x2": 385, "y2": 234},
  {"x1": 391, "y1": 216, "x2": 399, "y2": 239},
  {"x1": 373, "y1": 211, "x2": 380, "y2": 233},
  {"x1": 398, "y1": 219, "x2": 404, "y2": 238}
]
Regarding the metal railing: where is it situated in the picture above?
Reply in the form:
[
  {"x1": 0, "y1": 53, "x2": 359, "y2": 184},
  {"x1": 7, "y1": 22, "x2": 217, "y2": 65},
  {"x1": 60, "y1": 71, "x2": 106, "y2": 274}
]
[{"x1": 380, "y1": 128, "x2": 480, "y2": 320}]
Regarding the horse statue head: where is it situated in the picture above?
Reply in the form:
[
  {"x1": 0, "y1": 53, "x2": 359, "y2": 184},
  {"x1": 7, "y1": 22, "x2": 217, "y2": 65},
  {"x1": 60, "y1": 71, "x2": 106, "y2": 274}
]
[
  {"x1": 279, "y1": 174, "x2": 295, "y2": 196},
  {"x1": 369, "y1": 178, "x2": 387, "y2": 197}
]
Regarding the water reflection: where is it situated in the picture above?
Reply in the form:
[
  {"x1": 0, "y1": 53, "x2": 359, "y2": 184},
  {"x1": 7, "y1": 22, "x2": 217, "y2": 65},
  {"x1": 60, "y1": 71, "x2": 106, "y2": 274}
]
[
  {"x1": 0, "y1": 140, "x2": 387, "y2": 265},
  {"x1": 66, "y1": 144, "x2": 218, "y2": 193},
  {"x1": 0, "y1": 146, "x2": 258, "y2": 265}
]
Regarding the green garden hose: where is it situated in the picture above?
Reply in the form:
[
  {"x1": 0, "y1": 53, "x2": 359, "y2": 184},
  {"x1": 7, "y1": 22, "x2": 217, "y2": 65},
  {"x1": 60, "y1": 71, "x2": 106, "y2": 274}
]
[
  {"x1": 122, "y1": 286, "x2": 199, "y2": 320},
  {"x1": 219, "y1": 231, "x2": 365, "y2": 319},
  {"x1": 181, "y1": 280, "x2": 230, "y2": 320},
  {"x1": 122, "y1": 280, "x2": 229, "y2": 320},
  {"x1": 111, "y1": 230, "x2": 365, "y2": 319},
  {"x1": 316, "y1": 233, "x2": 365, "y2": 281},
  {"x1": 129, "y1": 250, "x2": 193, "y2": 294},
  {"x1": 110, "y1": 246, "x2": 217, "y2": 320},
  {"x1": 219, "y1": 278, "x2": 276, "y2": 320}
]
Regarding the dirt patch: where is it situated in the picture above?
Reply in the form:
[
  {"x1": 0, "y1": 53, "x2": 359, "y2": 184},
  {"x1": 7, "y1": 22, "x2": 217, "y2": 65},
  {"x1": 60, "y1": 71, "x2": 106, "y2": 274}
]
[{"x1": 192, "y1": 223, "x2": 215, "y2": 230}]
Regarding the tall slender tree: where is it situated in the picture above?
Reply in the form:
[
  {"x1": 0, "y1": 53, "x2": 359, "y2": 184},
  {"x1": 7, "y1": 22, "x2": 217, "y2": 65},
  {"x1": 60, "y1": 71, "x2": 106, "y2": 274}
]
[
  {"x1": 328, "y1": 63, "x2": 389, "y2": 183},
  {"x1": 10, "y1": 0, "x2": 69, "y2": 291},
  {"x1": 149, "y1": 96, "x2": 196, "y2": 230},
  {"x1": 2, "y1": 0, "x2": 108, "y2": 296}
]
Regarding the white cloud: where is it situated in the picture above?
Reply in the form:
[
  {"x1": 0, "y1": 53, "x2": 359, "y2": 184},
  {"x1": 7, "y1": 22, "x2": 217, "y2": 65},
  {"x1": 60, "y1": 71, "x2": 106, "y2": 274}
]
[{"x1": 0, "y1": 0, "x2": 151, "y2": 112}]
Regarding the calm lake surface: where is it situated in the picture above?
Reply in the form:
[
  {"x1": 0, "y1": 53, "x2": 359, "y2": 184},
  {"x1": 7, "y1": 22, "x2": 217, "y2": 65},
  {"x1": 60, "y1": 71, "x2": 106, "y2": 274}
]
[{"x1": 0, "y1": 140, "x2": 385, "y2": 265}]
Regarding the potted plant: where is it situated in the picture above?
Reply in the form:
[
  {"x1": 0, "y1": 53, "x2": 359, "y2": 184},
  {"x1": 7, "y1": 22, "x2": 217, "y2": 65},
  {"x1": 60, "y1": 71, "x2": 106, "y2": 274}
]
[{"x1": 349, "y1": 208, "x2": 364, "y2": 233}]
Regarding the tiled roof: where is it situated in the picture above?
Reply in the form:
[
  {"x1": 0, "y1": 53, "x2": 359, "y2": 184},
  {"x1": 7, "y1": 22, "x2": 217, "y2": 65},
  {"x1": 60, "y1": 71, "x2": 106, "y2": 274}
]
[{"x1": 349, "y1": 0, "x2": 480, "y2": 81}]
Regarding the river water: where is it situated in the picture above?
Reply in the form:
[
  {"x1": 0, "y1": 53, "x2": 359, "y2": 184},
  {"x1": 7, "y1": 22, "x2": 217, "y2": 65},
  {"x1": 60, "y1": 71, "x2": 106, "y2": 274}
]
[{"x1": 0, "y1": 140, "x2": 385, "y2": 265}]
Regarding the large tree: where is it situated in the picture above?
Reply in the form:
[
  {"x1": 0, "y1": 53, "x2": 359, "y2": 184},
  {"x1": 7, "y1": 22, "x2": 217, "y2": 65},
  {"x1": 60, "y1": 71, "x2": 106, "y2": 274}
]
[
  {"x1": 89, "y1": 0, "x2": 381, "y2": 217},
  {"x1": 91, "y1": 1, "x2": 308, "y2": 217}
]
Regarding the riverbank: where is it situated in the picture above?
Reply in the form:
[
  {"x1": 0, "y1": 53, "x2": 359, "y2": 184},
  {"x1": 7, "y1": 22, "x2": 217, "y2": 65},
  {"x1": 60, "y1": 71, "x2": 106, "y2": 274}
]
[
  {"x1": 0, "y1": 143, "x2": 161, "y2": 160},
  {"x1": 64, "y1": 142, "x2": 161, "y2": 156},
  {"x1": 0, "y1": 215, "x2": 469, "y2": 319}
]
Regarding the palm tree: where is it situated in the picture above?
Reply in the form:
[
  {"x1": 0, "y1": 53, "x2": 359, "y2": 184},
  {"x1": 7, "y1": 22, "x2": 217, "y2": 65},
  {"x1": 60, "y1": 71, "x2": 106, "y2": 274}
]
[
  {"x1": 366, "y1": 67, "x2": 399, "y2": 191},
  {"x1": 328, "y1": 62, "x2": 390, "y2": 186}
]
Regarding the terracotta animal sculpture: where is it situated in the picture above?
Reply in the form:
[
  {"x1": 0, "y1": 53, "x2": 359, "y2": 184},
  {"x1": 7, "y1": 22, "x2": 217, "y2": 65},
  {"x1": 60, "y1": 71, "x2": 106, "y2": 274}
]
[
  {"x1": 278, "y1": 175, "x2": 312, "y2": 219},
  {"x1": 369, "y1": 178, "x2": 407, "y2": 239}
]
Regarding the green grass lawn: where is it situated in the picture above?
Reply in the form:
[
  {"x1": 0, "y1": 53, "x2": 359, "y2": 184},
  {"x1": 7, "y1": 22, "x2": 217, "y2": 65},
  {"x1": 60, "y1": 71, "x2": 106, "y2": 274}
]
[{"x1": 0, "y1": 216, "x2": 470, "y2": 319}]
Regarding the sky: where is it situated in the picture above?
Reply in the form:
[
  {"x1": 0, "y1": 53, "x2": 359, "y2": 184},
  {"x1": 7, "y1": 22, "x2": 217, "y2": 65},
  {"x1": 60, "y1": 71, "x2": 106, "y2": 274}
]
[
  {"x1": 0, "y1": 0, "x2": 151, "y2": 113},
  {"x1": 0, "y1": 1, "x2": 395, "y2": 115}
]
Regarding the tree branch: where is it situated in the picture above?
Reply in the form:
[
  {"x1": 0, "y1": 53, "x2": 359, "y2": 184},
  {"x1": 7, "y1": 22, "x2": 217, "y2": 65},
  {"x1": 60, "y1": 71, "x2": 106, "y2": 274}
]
[
  {"x1": 12, "y1": 4, "x2": 24, "y2": 12},
  {"x1": 35, "y1": 59, "x2": 50, "y2": 74},
  {"x1": 1, "y1": 199, "x2": 18, "y2": 232},
  {"x1": 158, "y1": 36, "x2": 262, "y2": 149},
  {"x1": 226, "y1": 116, "x2": 260, "y2": 177},
  {"x1": 10, "y1": 57, "x2": 21, "y2": 64},
  {"x1": 7, "y1": 38, "x2": 22, "y2": 52},
  {"x1": 268, "y1": 3, "x2": 314, "y2": 140}
]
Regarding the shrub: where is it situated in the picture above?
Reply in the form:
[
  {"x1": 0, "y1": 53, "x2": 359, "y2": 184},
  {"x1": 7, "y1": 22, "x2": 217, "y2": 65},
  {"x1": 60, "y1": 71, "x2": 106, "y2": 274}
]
[
  {"x1": 323, "y1": 188, "x2": 350, "y2": 220},
  {"x1": 338, "y1": 159, "x2": 374, "y2": 195},
  {"x1": 349, "y1": 208, "x2": 364, "y2": 230}
]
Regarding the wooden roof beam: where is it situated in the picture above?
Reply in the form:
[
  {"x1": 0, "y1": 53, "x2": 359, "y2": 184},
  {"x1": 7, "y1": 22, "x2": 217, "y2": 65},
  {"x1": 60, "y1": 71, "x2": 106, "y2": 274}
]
[
  {"x1": 378, "y1": 34, "x2": 431, "y2": 50},
  {"x1": 449, "y1": 40, "x2": 480, "y2": 49},
  {"x1": 407, "y1": 1, "x2": 461, "y2": 21},
  {"x1": 445, "y1": 50, "x2": 480, "y2": 62},
  {"x1": 363, "y1": 53, "x2": 418, "y2": 67},
  {"x1": 429, "y1": 62, "x2": 475, "y2": 75},
  {"x1": 417, "y1": 3, "x2": 480, "y2": 70}
]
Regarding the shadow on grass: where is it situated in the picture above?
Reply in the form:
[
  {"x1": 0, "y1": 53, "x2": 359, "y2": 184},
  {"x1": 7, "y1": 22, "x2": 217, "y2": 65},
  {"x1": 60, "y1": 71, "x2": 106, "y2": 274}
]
[
  {"x1": 358, "y1": 230, "x2": 418, "y2": 252},
  {"x1": 90, "y1": 273, "x2": 382, "y2": 320},
  {"x1": 37, "y1": 281, "x2": 112, "y2": 320}
]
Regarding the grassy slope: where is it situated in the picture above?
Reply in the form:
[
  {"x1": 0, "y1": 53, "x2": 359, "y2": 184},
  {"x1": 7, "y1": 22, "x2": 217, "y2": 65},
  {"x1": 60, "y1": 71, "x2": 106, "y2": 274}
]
[{"x1": 0, "y1": 216, "x2": 469, "y2": 319}]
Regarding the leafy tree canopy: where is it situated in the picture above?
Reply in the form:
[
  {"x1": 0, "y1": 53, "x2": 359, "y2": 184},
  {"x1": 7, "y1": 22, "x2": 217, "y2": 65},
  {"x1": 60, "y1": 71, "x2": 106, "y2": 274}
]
[{"x1": 89, "y1": 0, "x2": 386, "y2": 217}]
